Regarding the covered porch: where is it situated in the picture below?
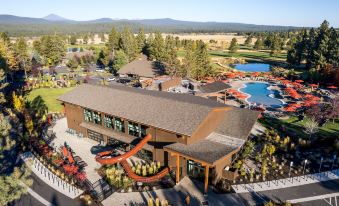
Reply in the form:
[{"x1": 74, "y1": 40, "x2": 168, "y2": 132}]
[{"x1": 164, "y1": 134, "x2": 242, "y2": 193}]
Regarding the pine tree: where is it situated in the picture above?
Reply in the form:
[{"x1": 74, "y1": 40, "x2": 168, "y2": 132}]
[
  {"x1": 228, "y1": 38, "x2": 238, "y2": 53},
  {"x1": 244, "y1": 36, "x2": 252, "y2": 46},
  {"x1": 106, "y1": 27, "x2": 120, "y2": 53},
  {"x1": 14, "y1": 37, "x2": 30, "y2": 78},
  {"x1": 136, "y1": 28, "x2": 146, "y2": 53},
  {"x1": 254, "y1": 37, "x2": 264, "y2": 50},
  {"x1": 150, "y1": 32, "x2": 164, "y2": 61},
  {"x1": 112, "y1": 50, "x2": 128, "y2": 73},
  {"x1": 100, "y1": 33, "x2": 106, "y2": 43},
  {"x1": 119, "y1": 27, "x2": 137, "y2": 61},
  {"x1": 69, "y1": 35, "x2": 77, "y2": 45},
  {"x1": 83, "y1": 34, "x2": 89, "y2": 44},
  {"x1": 164, "y1": 36, "x2": 179, "y2": 76}
]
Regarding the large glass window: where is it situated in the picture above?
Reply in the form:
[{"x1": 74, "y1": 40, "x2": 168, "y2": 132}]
[
  {"x1": 92, "y1": 111, "x2": 102, "y2": 125},
  {"x1": 84, "y1": 109, "x2": 93, "y2": 122},
  {"x1": 128, "y1": 121, "x2": 140, "y2": 137},
  {"x1": 140, "y1": 125, "x2": 148, "y2": 138},
  {"x1": 114, "y1": 117, "x2": 125, "y2": 133},
  {"x1": 104, "y1": 115, "x2": 113, "y2": 129}
]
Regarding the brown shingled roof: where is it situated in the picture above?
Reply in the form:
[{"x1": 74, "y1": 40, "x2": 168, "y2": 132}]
[
  {"x1": 164, "y1": 140, "x2": 237, "y2": 165},
  {"x1": 58, "y1": 83, "x2": 225, "y2": 136},
  {"x1": 199, "y1": 81, "x2": 231, "y2": 93},
  {"x1": 117, "y1": 55, "x2": 163, "y2": 78}
]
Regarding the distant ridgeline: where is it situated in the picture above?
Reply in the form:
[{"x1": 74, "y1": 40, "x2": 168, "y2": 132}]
[{"x1": 0, "y1": 14, "x2": 301, "y2": 36}]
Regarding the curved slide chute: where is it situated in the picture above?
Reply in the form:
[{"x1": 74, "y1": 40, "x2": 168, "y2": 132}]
[
  {"x1": 95, "y1": 134, "x2": 152, "y2": 165},
  {"x1": 95, "y1": 134, "x2": 170, "y2": 182}
]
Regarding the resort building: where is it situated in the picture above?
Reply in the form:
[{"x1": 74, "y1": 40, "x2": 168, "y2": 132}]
[
  {"x1": 58, "y1": 83, "x2": 259, "y2": 192},
  {"x1": 117, "y1": 55, "x2": 164, "y2": 80}
]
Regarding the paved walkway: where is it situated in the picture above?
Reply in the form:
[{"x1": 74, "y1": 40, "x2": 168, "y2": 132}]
[
  {"x1": 21, "y1": 152, "x2": 83, "y2": 199},
  {"x1": 232, "y1": 169, "x2": 339, "y2": 193},
  {"x1": 51, "y1": 118, "x2": 102, "y2": 183},
  {"x1": 103, "y1": 177, "x2": 245, "y2": 206}
]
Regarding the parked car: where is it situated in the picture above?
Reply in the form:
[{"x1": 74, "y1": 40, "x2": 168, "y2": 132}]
[{"x1": 107, "y1": 77, "x2": 116, "y2": 82}]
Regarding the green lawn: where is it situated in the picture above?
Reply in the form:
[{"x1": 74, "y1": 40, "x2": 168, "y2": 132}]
[
  {"x1": 260, "y1": 116, "x2": 339, "y2": 139},
  {"x1": 208, "y1": 50, "x2": 287, "y2": 61},
  {"x1": 177, "y1": 49, "x2": 287, "y2": 62},
  {"x1": 27, "y1": 87, "x2": 75, "y2": 113}
]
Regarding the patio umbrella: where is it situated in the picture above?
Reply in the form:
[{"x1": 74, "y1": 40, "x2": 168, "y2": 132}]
[
  {"x1": 68, "y1": 153, "x2": 75, "y2": 164},
  {"x1": 284, "y1": 107, "x2": 296, "y2": 112},
  {"x1": 309, "y1": 84, "x2": 318, "y2": 88},
  {"x1": 295, "y1": 80, "x2": 304, "y2": 83},
  {"x1": 236, "y1": 94, "x2": 248, "y2": 99},
  {"x1": 62, "y1": 146, "x2": 68, "y2": 157},
  {"x1": 304, "y1": 94, "x2": 314, "y2": 99},
  {"x1": 289, "y1": 103, "x2": 302, "y2": 108},
  {"x1": 227, "y1": 88, "x2": 238, "y2": 93},
  {"x1": 327, "y1": 85, "x2": 338, "y2": 89}
]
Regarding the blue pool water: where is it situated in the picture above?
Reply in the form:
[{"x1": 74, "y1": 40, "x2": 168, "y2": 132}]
[
  {"x1": 234, "y1": 63, "x2": 271, "y2": 72},
  {"x1": 240, "y1": 82, "x2": 284, "y2": 108}
]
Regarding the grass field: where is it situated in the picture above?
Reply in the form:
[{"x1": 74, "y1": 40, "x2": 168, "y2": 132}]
[
  {"x1": 27, "y1": 87, "x2": 75, "y2": 112},
  {"x1": 177, "y1": 49, "x2": 287, "y2": 62},
  {"x1": 260, "y1": 116, "x2": 339, "y2": 139}
]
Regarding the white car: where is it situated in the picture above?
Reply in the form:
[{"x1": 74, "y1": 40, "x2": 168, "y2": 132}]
[
  {"x1": 107, "y1": 77, "x2": 116, "y2": 82},
  {"x1": 96, "y1": 69, "x2": 104, "y2": 72}
]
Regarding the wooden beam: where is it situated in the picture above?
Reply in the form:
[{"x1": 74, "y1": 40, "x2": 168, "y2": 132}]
[
  {"x1": 204, "y1": 165, "x2": 209, "y2": 194},
  {"x1": 176, "y1": 154, "x2": 180, "y2": 183}
]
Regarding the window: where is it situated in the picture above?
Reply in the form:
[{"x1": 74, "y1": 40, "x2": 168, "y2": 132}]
[
  {"x1": 128, "y1": 121, "x2": 139, "y2": 137},
  {"x1": 84, "y1": 109, "x2": 93, "y2": 122},
  {"x1": 140, "y1": 125, "x2": 148, "y2": 138},
  {"x1": 92, "y1": 111, "x2": 102, "y2": 125},
  {"x1": 104, "y1": 115, "x2": 113, "y2": 129},
  {"x1": 114, "y1": 117, "x2": 125, "y2": 133}
]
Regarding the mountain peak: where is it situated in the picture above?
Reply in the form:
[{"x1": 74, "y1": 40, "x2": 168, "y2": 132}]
[{"x1": 43, "y1": 14, "x2": 70, "y2": 21}]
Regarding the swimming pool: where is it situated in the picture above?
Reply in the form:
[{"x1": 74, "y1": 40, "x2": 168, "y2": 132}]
[
  {"x1": 239, "y1": 82, "x2": 284, "y2": 108},
  {"x1": 234, "y1": 63, "x2": 271, "y2": 72}
]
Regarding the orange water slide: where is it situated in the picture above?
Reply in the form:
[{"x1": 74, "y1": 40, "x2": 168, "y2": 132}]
[
  {"x1": 95, "y1": 134, "x2": 152, "y2": 165},
  {"x1": 120, "y1": 160, "x2": 170, "y2": 183},
  {"x1": 95, "y1": 134, "x2": 170, "y2": 182}
]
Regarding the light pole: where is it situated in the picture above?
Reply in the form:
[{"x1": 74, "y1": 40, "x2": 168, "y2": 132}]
[
  {"x1": 289, "y1": 161, "x2": 293, "y2": 183},
  {"x1": 331, "y1": 154, "x2": 337, "y2": 170},
  {"x1": 319, "y1": 157, "x2": 323, "y2": 173},
  {"x1": 303, "y1": 159, "x2": 308, "y2": 175}
]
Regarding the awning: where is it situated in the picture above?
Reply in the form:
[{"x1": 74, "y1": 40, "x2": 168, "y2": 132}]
[{"x1": 80, "y1": 122, "x2": 153, "y2": 151}]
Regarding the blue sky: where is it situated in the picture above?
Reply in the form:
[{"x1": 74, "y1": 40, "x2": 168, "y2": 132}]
[{"x1": 1, "y1": 0, "x2": 338, "y2": 27}]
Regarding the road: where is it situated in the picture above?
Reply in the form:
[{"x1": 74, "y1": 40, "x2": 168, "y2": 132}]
[
  {"x1": 239, "y1": 179, "x2": 339, "y2": 205},
  {"x1": 10, "y1": 173, "x2": 85, "y2": 206}
]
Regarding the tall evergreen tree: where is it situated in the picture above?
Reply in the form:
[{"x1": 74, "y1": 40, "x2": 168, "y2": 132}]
[
  {"x1": 244, "y1": 36, "x2": 252, "y2": 46},
  {"x1": 164, "y1": 35, "x2": 179, "y2": 76},
  {"x1": 228, "y1": 38, "x2": 238, "y2": 53},
  {"x1": 136, "y1": 28, "x2": 146, "y2": 54},
  {"x1": 149, "y1": 32, "x2": 164, "y2": 61},
  {"x1": 106, "y1": 27, "x2": 120, "y2": 53},
  {"x1": 14, "y1": 37, "x2": 30, "y2": 78},
  {"x1": 119, "y1": 27, "x2": 137, "y2": 61},
  {"x1": 254, "y1": 37, "x2": 264, "y2": 50},
  {"x1": 83, "y1": 34, "x2": 89, "y2": 44}
]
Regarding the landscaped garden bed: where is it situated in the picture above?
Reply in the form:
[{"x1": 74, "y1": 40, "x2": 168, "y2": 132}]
[
  {"x1": 98, "y1": 161, "x2": 175, "y2": 193},
  {"x1": 215, "y1": 124, "x2": 338, "y2": 193}
]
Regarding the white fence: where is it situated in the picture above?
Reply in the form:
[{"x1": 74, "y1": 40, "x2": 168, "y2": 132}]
[
  {"x1": 232, "y1": 169, "x2": 339, "y2": 193},
  {"x1": 21, "y1": 152, "x2": 83, "y2": 199}
]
